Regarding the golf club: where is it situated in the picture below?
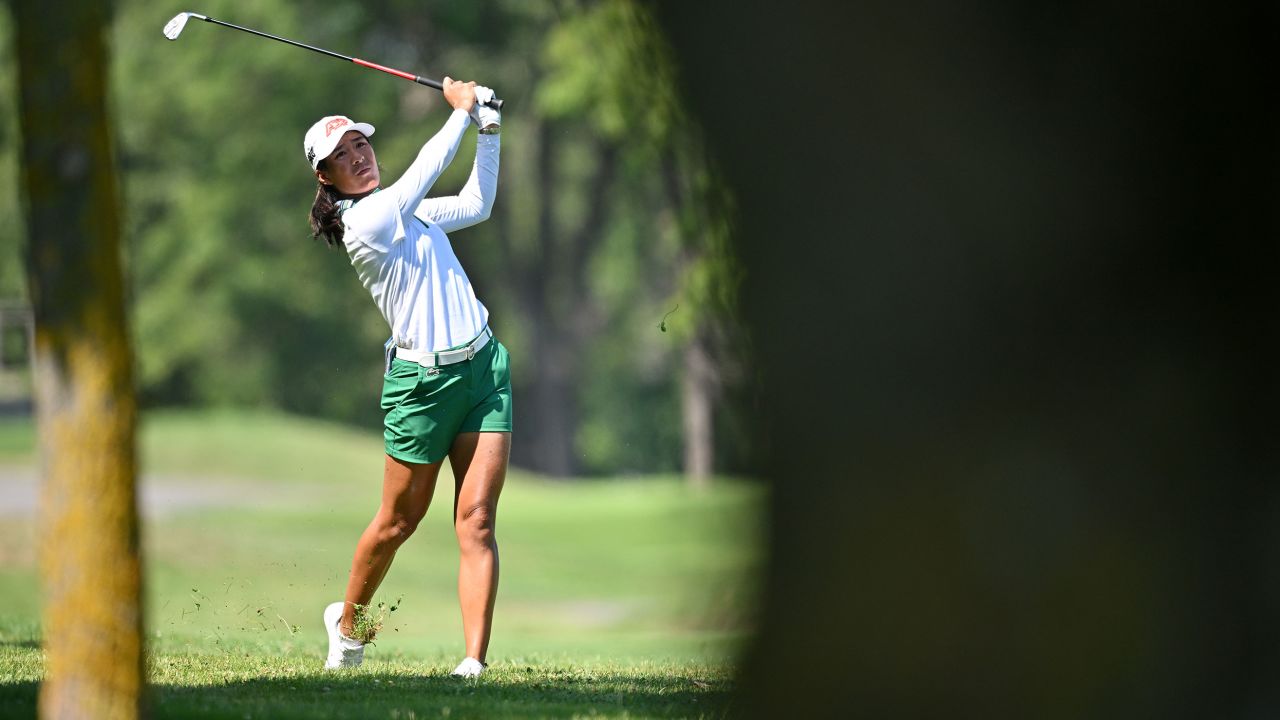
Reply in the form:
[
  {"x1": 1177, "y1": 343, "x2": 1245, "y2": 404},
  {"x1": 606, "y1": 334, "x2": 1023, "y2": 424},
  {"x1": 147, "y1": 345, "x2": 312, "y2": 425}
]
[{"x1": 163, "y1": 12, "x2": 504, "y2": 110}]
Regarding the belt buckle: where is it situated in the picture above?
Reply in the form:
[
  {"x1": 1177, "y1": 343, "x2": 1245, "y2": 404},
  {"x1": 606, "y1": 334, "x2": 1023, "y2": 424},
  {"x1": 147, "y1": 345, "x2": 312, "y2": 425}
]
[{"x1": 466, "y1": 343, "x2": 476, "y2": 361}]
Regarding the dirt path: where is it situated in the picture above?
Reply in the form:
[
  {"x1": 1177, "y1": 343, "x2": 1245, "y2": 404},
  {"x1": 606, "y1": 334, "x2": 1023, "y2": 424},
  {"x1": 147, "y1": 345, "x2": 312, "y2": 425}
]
[{"x1": 0, "y1": 464, "x2": 285, "y2": 517}]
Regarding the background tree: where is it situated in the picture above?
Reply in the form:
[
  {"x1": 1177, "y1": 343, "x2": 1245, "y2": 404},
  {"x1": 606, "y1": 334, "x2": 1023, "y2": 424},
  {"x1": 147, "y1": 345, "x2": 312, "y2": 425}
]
[
  {"x1": 12, "y1": 1, "x2": 143, "y2": 718},
  {"x1": 88, "y1": 0, "x2": 744, "y2": 479},
  {"x1": 531, "y1": 0, "x2": 741, "y2": 480},
  {"x1": 0, "y1": 9, "x2": 24, "y2": 305}
]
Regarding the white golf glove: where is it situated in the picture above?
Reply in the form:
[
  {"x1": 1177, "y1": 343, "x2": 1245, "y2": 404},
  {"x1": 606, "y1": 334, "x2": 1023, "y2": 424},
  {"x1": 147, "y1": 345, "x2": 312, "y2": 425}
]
[{"x1": 470, "y1": 85, "x2": 501, "y2": 134}]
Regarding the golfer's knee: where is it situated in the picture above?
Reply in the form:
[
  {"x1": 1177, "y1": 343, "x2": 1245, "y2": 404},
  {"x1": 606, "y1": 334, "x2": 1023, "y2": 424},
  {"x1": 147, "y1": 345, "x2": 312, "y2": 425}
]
[
  {"x1": 379, "y1": 512, "x2": 423, "y2": 547},
  {"x1": 455, "y1": 503, "x2": 496, "y2": 550}
]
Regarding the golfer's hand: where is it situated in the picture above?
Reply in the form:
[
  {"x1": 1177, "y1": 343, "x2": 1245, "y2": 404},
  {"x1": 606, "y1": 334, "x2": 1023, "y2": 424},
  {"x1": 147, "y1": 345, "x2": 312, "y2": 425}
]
[
  {"x1": 442, "y1": 77, "x2": 477, "y2": 112},
  {"x1": 470, "y1": 86, "x2": 501, "y2": 133}
]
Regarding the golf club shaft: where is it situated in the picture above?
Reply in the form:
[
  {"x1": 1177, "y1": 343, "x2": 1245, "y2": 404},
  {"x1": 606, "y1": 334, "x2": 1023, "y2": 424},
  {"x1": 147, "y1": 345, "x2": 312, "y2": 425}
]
[{"x1": 196, "y1": 15, "x2": 498, "y2": 108}]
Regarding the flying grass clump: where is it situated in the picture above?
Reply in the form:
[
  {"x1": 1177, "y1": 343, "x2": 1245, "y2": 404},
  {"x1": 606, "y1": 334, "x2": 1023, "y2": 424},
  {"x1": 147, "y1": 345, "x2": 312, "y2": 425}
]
[{"x1": 350, "y1": 597, "x2": 401, "y2": 644}]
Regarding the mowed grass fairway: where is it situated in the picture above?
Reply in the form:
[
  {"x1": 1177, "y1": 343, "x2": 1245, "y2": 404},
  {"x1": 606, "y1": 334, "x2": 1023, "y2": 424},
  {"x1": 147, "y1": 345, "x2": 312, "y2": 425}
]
[{"x1": 0, "y1": 411, "x2": 762, "y2": 718}]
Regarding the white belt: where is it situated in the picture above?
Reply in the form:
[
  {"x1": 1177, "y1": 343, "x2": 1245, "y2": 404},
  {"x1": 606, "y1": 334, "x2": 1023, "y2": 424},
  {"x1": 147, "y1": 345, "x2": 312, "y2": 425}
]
[{"x1": 393, "y1": 327, "x2": 492, "y2": 368}]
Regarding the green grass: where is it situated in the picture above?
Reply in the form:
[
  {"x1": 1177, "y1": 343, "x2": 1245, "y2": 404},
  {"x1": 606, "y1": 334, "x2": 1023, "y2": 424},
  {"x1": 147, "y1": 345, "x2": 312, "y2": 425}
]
[
  {"x1": 0, "y1": 650, "x2": 736, "y2": 719},
  {"x1": 0, "y1": 415, "x2": 33, "y2": 463},
  {"x1": 0, "y1": 410, "x2": 762, "y2": 718}
]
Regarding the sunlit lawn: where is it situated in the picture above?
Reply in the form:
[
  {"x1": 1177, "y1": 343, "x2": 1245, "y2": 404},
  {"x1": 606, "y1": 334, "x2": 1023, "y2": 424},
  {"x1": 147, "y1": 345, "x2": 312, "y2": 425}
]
[{"x1": 0, "y1": 411, "x2": 762, "y2": 718}]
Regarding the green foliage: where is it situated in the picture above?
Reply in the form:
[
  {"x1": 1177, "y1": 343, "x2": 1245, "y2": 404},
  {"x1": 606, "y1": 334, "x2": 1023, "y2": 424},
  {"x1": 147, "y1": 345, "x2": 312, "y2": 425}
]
[
  {"x1": 0, "y1": 7, "x2": 26, "y2": 302},
  {"x1": 534, "y1": 1, "x2": 743, "y2": 473},
  {"x1": 0, "y1": 0, "x2": 746, "y2": 476},
  {"x1": 538, "y1": 0, "x2": 682, "y2": 142},
  {"x1": 111, "y1": 0, "x2": 401, "y2": 422}
]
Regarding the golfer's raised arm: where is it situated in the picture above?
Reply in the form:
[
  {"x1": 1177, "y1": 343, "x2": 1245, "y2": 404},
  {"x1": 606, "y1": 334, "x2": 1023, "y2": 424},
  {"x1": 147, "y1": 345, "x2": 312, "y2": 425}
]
[
  {"x1": 383, "y1": 78, "x2": 477, "y2": 214},
  {"x1": 415, "y1": 132, "x2": 499, "y2": 233},
  {"x1": 385, "y1": 108, "x2": 470, "y2": 215}
]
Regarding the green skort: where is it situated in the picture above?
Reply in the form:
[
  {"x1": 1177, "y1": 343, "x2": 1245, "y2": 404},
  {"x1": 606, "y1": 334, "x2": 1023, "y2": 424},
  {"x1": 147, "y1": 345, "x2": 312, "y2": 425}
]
[{"x1": 381, "y1": 336, "x2": 513, "y2": 464}]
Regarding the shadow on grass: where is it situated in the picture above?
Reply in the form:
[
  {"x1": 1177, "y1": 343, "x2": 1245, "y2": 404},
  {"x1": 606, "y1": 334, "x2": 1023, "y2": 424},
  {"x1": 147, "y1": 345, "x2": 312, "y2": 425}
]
[
  {"x1": 0, "y1": 671, "x2": 734, "y2": 719},
  {"x1": 0, "y1": 639, "x2": 39, "y2": 649},
  {"x1": 0, "y1": 682, "x2": 37, "y2": 719}
]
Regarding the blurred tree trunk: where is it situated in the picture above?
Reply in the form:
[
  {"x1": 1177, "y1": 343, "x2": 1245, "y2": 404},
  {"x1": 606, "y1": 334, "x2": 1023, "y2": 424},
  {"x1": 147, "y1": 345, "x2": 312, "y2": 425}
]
[
  {"x1": 681, "y1": 325, "x2": 715, "y2": 487},
  {"x1": 13, "y1": 2, "x2": 143, "y2": 719},
  {"x1": 515, "y1": 117, "x2": 617, "y2": 477},
  {"x1": 661, "y1": 150, "x2": 730, "y2": 486},
  {"x1": 516, "y1": 117, "x2": 577, "y2": 477}
]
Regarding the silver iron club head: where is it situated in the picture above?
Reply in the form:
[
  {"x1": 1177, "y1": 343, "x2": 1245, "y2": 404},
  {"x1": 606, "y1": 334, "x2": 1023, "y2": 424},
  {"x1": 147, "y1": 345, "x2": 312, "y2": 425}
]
[{"x1": 163, "y1": 12, "x2": 207, "y2": 41}]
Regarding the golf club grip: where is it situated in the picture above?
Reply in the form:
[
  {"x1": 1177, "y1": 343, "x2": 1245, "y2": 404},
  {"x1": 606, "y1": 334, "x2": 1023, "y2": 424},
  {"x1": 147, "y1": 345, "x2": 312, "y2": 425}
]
[{"x1": 413, "y1": 77, "x2": 504, "y2": 110}]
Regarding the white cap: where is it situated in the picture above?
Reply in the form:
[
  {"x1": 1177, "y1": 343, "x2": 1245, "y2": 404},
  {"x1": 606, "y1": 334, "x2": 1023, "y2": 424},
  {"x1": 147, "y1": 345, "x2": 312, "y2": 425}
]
[{"x1": 304, "y1": 115, "x2": 376, "y2": 170}]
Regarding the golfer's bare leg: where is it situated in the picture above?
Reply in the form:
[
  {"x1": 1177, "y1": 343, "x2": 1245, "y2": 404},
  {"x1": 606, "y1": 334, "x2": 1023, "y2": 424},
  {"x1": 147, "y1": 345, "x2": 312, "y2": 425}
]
[
  {"x1": 449, "y1": 431, "x2": 510, "y2": 662},
  {"x1": 340, "y1": 454, "x2": 441, "y2": 636}
]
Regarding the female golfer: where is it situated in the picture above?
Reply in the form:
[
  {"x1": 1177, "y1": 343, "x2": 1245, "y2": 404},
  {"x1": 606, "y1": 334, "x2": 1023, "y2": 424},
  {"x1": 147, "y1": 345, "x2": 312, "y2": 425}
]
[{"x1": 305, "y1": 79, "x2": 507, "y2": 678}]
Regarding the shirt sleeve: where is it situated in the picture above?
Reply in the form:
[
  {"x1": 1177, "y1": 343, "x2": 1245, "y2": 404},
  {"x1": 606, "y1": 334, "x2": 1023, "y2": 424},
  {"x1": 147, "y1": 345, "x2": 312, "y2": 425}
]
[
  {"x1": 413, "y1": 133, "x2": 500, "y2": 234},
  {"x1": 341, "y1": 109, "x2": 472, "y2": 251},
  {"x1": 385, "y1": 109, "x2": 472, "y2": 215}
]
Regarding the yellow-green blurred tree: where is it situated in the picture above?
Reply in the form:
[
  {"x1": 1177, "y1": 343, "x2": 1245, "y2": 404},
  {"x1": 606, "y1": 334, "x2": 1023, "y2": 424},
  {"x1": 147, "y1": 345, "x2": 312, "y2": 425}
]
[{"x1": 12, "y1": 1, "x2": 143, "y2": 718}]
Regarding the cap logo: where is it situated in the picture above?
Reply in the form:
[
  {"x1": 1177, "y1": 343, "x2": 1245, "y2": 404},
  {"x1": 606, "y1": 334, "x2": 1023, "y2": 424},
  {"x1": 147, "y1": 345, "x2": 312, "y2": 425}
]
[{"x1": 325, "y1": 118, "x2": 349, "y2": 137}]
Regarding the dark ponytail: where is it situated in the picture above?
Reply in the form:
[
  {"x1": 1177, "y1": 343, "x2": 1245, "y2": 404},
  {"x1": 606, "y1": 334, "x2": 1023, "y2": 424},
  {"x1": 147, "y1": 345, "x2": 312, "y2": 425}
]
[{"x1": 309, "y1": 171, "x2": 344, "y2": 247}]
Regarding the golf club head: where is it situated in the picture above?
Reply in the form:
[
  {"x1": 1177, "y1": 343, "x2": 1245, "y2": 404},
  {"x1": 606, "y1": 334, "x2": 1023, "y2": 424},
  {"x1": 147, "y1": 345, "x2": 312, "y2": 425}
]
[{"x1": 163, "y1": 12, "x2": 206, "y2": 41}]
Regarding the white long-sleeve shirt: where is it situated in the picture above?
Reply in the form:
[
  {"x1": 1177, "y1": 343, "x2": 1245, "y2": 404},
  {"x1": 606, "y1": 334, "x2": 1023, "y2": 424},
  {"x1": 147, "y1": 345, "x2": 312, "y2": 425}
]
[{"x1": 340, "y1": 109, "x2": 499, "y2": 352}]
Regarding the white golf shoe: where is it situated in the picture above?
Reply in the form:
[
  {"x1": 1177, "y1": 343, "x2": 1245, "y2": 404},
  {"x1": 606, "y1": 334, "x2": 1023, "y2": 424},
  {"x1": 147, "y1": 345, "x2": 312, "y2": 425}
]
[
  {"x1": 450, "y1": 657, "x2": 487, "y2": 678},
  {"x1": 323, "y1": 601, "x2": 365, "y2": 669}
]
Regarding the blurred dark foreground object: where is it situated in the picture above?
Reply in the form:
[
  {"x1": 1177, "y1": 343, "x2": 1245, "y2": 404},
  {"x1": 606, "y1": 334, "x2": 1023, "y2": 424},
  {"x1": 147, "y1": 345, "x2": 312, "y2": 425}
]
[{"x1": 656, "y1": 1, "x2": 1279, "y2": 717}]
